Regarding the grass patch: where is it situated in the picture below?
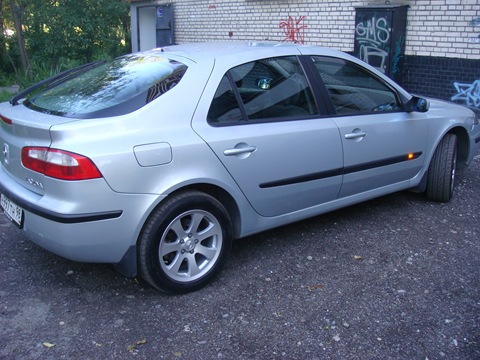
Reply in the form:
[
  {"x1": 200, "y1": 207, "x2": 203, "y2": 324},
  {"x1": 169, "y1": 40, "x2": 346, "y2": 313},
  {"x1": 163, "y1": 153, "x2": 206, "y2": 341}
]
[{"x1": 0, "y1": 91, "x2": 13, "y2": 103}]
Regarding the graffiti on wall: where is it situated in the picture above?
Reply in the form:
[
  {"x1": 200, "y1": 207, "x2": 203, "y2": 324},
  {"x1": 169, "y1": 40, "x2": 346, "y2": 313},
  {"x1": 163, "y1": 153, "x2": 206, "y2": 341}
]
[
  {"x1": 451, "y1": 80, "x2": 480, "y2": 109},
  {"x1": 468, "y1": 17, "x2": 480, "y2": 43},
  {"x1": 450, "y1": 19, "x2": 480, "y2": 110},
  {"x1": 279, "y1": 16, "x2": 307, "y2": 44},
  {"x1": 355, "y1": 15, "x2": 391, "y2": 74}
]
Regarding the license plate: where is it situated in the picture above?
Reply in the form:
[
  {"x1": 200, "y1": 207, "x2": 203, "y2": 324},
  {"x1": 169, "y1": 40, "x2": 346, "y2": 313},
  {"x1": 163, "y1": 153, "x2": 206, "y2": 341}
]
[{"x1": 1, "y1": 193, "x2": 24, "y2": 227}]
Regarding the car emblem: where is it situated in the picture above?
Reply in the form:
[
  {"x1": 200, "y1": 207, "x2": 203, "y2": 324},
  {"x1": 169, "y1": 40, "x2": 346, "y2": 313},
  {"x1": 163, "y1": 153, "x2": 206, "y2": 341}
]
[
  {"x1": 2, "y1": 143, "x2": 9, "y2": 164},
  {"x1": 25, "y1": 177, "x2": 44, "y2": 189}
]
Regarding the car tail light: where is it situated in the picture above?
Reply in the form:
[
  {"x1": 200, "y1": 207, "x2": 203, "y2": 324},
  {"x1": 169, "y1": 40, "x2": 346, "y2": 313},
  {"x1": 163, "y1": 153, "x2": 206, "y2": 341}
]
[
  {"x1": 22, "y1": 147, "x2": 102, "y2": 180},
  {"x1": 0, "y1": 115, "x2": 12, "y2": 125}
]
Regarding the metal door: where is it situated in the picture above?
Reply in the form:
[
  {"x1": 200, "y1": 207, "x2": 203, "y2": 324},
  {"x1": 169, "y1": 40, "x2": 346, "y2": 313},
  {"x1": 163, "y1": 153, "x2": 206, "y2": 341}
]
[{"x1": 156, "y1": 4, "x2": 174, "y2": 47}]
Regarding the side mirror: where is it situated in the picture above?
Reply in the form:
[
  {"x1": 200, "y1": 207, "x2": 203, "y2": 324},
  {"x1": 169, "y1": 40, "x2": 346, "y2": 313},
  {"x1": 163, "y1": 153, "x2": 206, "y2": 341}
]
[{"x1": 405, "y1": 96, "x2": 429, "y2": 113}]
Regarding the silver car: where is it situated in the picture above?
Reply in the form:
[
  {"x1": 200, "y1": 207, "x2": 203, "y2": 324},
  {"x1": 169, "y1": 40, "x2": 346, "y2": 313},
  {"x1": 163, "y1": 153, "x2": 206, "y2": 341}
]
[{"x1": 1, "y1": 42, "x2": 479, "y2": 293}]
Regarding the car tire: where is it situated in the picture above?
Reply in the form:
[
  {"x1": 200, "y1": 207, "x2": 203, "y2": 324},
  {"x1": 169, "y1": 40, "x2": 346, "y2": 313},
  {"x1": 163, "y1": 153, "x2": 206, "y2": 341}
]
[
  {"x1": 426, "y1": 133, "x2": 458, "y2": 202},
  {"x1": 138, "y1": 190, "x2": 233, "y2": 294}
]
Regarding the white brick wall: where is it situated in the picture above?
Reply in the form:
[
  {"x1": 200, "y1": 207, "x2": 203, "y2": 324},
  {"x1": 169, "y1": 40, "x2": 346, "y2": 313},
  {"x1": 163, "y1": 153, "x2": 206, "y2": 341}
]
[
  {"x1": 406, "y1": 0, "x2": 480, "y2": 58},
  {"x1": 152, "y1": 0, "x2": 480, "y2": 59}
]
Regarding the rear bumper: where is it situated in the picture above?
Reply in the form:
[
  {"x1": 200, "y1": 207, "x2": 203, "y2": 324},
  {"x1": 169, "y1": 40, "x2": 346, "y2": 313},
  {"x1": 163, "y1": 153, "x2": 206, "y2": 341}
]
[
  {"x1": 0, "y1": 165, "x2": 163, "y2": 266},
  {"x1": 0, "y1": 180, "x2": 123, "y2": 223}
]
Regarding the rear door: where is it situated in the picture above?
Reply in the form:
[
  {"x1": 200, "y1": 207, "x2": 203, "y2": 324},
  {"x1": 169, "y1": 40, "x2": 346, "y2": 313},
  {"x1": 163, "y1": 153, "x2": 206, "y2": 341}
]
[
  {"x1": 192, "y1": 56, "x2": 343, "y2": 217},
  {"x1": 309, "y1": 56, "x2": 428, "y2": 198}
]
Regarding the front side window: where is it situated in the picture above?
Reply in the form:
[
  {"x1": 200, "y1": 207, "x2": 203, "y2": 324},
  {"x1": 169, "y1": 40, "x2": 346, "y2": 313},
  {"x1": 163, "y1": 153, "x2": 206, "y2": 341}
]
[
  {"x1": 26, "y1": 54, "x2": 187, "y2": 118},
  {"x1": 208, "y1": 56, "x2": 318, "y2": 124},
  {"x1": 312, "y1": 56, "x2": 400, "y2": 115}
]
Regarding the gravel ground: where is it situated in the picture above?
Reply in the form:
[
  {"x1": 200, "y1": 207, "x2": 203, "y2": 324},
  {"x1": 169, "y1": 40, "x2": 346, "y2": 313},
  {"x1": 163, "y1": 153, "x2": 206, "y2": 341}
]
[{"x1": 0, "y1": 148, "x2": 479, "y2": 360}]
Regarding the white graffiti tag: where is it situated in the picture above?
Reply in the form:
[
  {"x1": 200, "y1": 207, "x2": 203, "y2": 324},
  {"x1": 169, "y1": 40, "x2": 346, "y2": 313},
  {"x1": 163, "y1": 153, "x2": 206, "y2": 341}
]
[
  {"x1": 451, "y1": 80, "x2": 480, "y2": 109},
  {"x1": 355, "y1": 16, "x2": 391, "y2": 73},
  {"x1": 355, "y1": 17, "x2": 391, "y2": 46}
]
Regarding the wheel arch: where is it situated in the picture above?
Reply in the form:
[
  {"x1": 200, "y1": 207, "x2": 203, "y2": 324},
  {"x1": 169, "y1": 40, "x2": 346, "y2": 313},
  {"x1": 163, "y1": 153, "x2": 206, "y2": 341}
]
[
  {"x1": 160, "y1": 183, "x2": 242, "y2": 239},
  {"x1": 447, "y1": 126, "x2": 470, "y2": 169},
  {"x1": 412, "y1": 125, "x2": 469, "y2": 194}
]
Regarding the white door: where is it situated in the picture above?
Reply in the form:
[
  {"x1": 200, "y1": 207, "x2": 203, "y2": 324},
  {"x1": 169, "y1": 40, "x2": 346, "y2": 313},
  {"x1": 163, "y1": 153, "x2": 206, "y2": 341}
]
[{"x1": 138, "y1": 7, "x2": 156, "y2": 51}]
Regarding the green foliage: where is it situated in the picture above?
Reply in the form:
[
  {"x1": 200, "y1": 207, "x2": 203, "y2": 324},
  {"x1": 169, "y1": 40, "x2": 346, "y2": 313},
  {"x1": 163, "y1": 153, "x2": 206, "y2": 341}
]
[
  {"x1": 0, "y1": 0, "x2": 131, "y2": 88},
  {"x1": 0, "y1": 70, "x2": 15, "y2": 87},
  {"x1": 14, "y1": 61, "x2": 72, "y2": 89},
  {"x1": 0, "y1": 91, "x2": 13, "y2": 103},
  {"x1": 25, "y1": 0, "x2": 130, "y2": 65}
]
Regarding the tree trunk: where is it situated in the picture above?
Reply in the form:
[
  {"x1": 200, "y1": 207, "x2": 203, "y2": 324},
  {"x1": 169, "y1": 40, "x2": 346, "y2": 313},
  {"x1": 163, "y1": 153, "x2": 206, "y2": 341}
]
[{"x1": 9, "y1": 0, "x2": 30, "y2": 74}]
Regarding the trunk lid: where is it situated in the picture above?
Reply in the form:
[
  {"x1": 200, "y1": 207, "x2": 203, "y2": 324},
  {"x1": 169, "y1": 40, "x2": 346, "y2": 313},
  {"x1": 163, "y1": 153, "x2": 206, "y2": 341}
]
[{"x1": 0, "y1": 101, "x2": 76, "y2": 195}]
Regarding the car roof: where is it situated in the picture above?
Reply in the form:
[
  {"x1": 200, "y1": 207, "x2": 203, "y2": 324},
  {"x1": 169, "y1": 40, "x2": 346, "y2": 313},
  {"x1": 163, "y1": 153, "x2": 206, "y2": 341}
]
[{"x1": 141, "y1": 41, "x2": 346, "y2": 64}]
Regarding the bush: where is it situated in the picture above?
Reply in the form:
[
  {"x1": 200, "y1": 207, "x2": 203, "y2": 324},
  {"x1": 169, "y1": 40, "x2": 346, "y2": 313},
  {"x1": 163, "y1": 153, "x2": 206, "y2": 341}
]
[
  {"x1": 0, "y1": 91, "x2": 13, "y2": 103},
  {"x1": 1, "y1": 0, "x2": 130, "y2": 88},
  {"x1": 0, "y1": 71, "x2": 16, "y2": 87},
  {"x1": 14, "y1": 61, "x2": 77, "y2": 89}
]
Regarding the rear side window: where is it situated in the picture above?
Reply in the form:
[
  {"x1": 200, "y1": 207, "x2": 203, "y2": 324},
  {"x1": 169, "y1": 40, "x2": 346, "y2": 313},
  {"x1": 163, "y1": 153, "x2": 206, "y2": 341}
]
[
  {"x1": 207, "y1": 75, "x2": 243, "y2": 123},
  {"x1": 25, "y1": 54, "x2": 187, "y2": 118},
  {"x1": 311, "y1": 56, "x2": 400, "y2": 115},
  {"x1": 208, "y1": 56, "x2": 318, "y2": 125}
]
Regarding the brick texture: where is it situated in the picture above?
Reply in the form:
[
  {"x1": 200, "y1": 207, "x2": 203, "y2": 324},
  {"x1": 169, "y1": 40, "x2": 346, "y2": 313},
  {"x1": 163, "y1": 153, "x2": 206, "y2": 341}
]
[
  {"x1": 170, "y1": 0, "x2": 480, "y2": 59},
  {"x1": 403, "y1": 56, "x2": 479, "y2": 107}
]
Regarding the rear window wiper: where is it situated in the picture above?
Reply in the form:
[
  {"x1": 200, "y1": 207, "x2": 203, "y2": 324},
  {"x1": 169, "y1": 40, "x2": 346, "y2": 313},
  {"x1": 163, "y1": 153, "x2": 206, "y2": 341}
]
[{"x1": 10, "y1": 61, "x2": 106, "y2": 106}]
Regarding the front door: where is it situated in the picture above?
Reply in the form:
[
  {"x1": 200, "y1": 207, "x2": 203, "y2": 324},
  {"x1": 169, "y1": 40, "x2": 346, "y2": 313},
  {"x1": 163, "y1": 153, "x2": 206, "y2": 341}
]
[
  {"x1": 335, "y1": 112, "x2": 428, "y2": 197},
  {"x1": 309, "y1": 55, "x2": 428, "y2": 198}
]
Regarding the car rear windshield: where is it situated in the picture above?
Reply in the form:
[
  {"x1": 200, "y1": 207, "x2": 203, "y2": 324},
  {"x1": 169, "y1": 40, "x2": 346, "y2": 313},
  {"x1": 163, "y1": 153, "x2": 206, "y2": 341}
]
[{"x1": 25, "y1": 54, "x2": 188, "y2": 118}]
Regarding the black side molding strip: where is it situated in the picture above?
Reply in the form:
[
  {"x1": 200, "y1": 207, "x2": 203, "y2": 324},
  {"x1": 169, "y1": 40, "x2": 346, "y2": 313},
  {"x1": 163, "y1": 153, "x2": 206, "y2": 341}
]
[
  {"x1": 344, "y1": 152, "x2": 422, "y2": 175},
  {"x1": 260, "y1": 168, "x2": 343, "y2": 188},
  {"x1": 259, "y1": 152, "x2": 423, "y2": 189}
]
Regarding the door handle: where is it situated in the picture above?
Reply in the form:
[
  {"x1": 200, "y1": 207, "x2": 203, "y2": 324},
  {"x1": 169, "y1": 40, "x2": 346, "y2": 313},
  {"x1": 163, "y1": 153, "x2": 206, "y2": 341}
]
[
  {"x1": 224, "y1": 146, "x2": 257, "y2": 156},
  {"x1": 345, "y1": 131, "x2": 367, "y2": 140}
]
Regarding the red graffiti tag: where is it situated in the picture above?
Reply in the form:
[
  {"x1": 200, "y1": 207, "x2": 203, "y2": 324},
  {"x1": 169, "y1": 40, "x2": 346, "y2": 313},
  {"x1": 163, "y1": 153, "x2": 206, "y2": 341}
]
[{"x1": 279, "y1": 16, "x2": 307, "y2": 44}]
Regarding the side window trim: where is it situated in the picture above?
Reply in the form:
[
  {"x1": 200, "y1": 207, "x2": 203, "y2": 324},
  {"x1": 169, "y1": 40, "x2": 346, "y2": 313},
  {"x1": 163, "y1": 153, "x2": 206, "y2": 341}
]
[
  {"x1": 226, "y1": 71, "x2": 248, "y2": 121},
  {"x1": 299, "y1": 55, "x2": 336, "y2": 116}
]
